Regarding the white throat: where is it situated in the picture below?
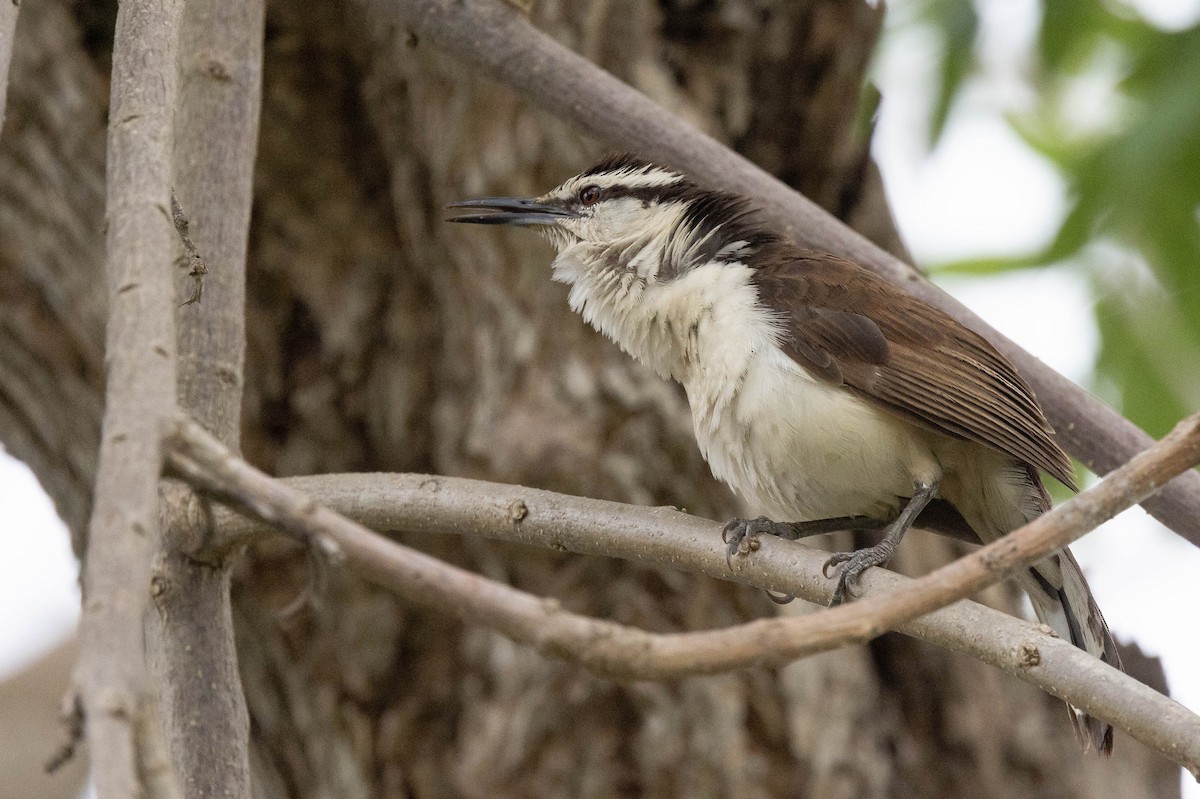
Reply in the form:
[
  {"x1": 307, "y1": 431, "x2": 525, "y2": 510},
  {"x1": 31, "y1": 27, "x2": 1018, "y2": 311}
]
[{"x1": 551, "y1": 248, "x2": 781, "y2": 408}]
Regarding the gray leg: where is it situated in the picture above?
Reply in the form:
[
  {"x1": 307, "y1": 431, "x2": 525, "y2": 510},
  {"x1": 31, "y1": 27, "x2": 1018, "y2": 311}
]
[
  {"x1": 723, "y1": 515, "x2": 892, "y2": 565},
  {"x1": 823, "y1": 482, "x2": 939, "y2": 606}
]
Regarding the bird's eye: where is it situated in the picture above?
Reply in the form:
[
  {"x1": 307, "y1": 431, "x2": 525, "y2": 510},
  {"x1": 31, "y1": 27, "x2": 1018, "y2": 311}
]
[{"x1": 579, "y1": 185, "x2": 602, "y2": 206}]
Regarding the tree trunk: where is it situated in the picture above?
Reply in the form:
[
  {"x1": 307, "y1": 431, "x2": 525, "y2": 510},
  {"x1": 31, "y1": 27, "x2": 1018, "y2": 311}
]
[{"x1": 0, "y1": 0, "x2": 1177, "y2": 796}]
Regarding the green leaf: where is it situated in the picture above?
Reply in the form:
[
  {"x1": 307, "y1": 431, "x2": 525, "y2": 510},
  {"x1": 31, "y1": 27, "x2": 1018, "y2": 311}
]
[
  {"x1": 927, "y1": 254, "x2": 1045, "y2": 276},
  {"x1": 1092, "y1": 280, "x2": 1193, "y2": 439},
  {"x1": 924, "y1": 0, "x2": 979, "y2": 145}
]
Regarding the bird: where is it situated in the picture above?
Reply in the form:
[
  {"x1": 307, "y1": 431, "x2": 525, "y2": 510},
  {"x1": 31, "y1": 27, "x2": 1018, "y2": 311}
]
[{"x1": 446, "y1": 153, "x2": 1121, "y2": 754}]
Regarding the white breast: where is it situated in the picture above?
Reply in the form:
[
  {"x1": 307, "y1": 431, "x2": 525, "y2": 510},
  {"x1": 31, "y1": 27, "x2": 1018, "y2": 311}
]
[{"x1": 691, "y1": 344, "x2": 941, "y2": 521}]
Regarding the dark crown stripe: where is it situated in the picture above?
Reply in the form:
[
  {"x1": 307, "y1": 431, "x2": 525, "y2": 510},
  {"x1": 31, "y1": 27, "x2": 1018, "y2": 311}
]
[{"x1": 585, "y1": 180, "x2": 771, "y2": 239}]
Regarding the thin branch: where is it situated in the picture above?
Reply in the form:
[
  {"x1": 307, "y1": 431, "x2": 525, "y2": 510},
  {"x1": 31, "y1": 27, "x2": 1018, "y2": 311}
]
[
  {"x1": 170, "y1": 0, "x2": 262, "y2": 446},
  {"x1": 0, "y1": 0, "x2": 17, "y2": 131},
  {"x1": 146, "y1": 2, "x2": 265, "y2": 798},
  {"x1": 166, "y1": 412, "x2": 1200, "y2": 776},
  {"x1": 384, "y1": 0, "x2": 1200, "y2": 545},
  {"x1": 77, "y1": 0, "x2": 184, "y2": 795},
  {"x1": 45, "y1": 693, "x2": 84, "y2": 774}
]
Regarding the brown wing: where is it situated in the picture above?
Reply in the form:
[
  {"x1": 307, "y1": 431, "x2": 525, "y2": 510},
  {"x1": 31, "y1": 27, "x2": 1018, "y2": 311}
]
[{"x1": 751, "y1": 250, "x2": 1077, "y2": 490}]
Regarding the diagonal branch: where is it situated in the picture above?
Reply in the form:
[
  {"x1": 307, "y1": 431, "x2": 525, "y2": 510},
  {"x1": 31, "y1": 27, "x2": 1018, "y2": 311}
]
[
  {"x1": 166, "y1": 411, "x2": 1200, "y2": 776},
  {"x1": 77, "y1": 0, "x2": 185, "y2": 796},
  {"x1": 381, "y1": 0, "x2": 1200, "y2": 545}
]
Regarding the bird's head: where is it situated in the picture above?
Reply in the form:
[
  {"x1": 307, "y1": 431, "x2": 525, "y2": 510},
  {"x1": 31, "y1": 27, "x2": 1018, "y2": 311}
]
[
  {"x1": 446, "y1": 154, "x2": 775, "y2": 289},
  {"x1": 447, "y1": 155, "x2": 781, "y2": 381}
]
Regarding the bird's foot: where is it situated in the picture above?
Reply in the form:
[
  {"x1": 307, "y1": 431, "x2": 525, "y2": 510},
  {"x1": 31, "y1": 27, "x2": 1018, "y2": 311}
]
[
  {"x1": 722, "y1": 516, "x2": 788, "y2": 565},
  {"x1": 723, "y1": 515, "x2": 899, "y2": 604},
  {"x1": 822, "y1": 539, "x2": 898, "y2": 606},
  {"x1": 722, "y1": 516, "x2": 797, "y2": 603}
]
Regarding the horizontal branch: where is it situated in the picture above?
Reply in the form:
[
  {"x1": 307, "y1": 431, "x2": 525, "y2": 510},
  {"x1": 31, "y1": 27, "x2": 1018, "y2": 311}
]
[
  {"x1": 168, "y1": 412, "x2": 1200, "y2": 776},
  {"x1": 386, "y1": 0, "x2": 1200, "y2": 545}
]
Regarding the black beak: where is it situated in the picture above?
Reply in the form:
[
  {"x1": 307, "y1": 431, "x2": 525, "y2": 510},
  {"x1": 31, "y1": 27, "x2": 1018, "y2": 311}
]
[{"x1": 444, "y1": 197, "x2": 575, "y2": 227}]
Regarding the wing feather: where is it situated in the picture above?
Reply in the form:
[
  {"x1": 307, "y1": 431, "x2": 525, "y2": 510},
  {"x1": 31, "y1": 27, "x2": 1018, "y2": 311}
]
[{"x1": 751, "y1": 251, "x2": 1077, "y2": 490}]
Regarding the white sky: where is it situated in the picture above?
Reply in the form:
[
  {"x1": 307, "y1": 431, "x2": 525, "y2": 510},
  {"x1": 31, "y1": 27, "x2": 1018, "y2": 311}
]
[
  {"x1": 0, "y1": 453, "x2": 77, "y2": 680},
  {"x1": 0, "y1": 0, "x2": 1198, "y2": 791}
]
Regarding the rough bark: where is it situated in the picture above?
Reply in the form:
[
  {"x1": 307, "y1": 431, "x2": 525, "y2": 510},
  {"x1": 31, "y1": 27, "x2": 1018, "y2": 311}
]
[
  {"x1": 0, "y1": 0, "x2": 106, "y2": 538},
  {"x1": 0, "y1": 1, "x2": 1179, "y2": 797}
]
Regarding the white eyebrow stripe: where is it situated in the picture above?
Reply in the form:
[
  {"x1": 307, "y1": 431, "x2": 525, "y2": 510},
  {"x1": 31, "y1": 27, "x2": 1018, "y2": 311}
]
[{"x1": 582, "y1": 167, "x2": 683, "y2": 191}]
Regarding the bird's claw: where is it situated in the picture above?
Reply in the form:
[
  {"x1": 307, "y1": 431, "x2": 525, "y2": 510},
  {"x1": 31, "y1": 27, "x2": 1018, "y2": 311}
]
[
  {"x1": 765, "y1": 589, "x2": 796, "y2": 604},
  {"x1": 722, "y1": 516, "x2": 773, "y2": 567},
  {"x1": 724, "y1": 516, "x2": 796, "y2": 603},
  {"x1": 822, "y1": 542, "x2": 895, "y2": 606},
  {"x1": 821, "y1": 552, "x2": 853, "y2": 578}
]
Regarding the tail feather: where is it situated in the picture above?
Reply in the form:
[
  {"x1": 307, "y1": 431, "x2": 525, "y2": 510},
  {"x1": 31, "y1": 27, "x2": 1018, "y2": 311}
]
[
  {"x1": 1017, "y1": 549, "x2": 1121, "y2": 755},
  {"x1": 952, "y1": 461, "x2": 1123, "y2": 755}
]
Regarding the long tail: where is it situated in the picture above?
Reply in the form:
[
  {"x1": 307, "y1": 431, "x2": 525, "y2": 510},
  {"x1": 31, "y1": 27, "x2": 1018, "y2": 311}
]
[
  {"x1": 943, "y1": 463, "x2": 1124, "y2": 754},
  {"x1": 1014, "y1": 548, "x2": 1122, "y2": 754}
]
